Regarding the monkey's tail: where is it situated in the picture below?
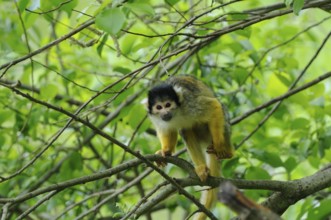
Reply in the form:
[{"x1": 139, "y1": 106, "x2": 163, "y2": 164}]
[{"x1": 193, "y1": 153, "x2": 220, "y2": 220}]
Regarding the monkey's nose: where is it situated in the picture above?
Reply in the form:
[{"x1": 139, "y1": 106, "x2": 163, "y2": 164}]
[{"x1": 162, "y1": 113, "x2": 172, "y2": 121}]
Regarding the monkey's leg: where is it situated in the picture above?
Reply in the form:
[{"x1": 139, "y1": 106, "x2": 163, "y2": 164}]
[
  {"x1": 206, "y1": 98, "x2": 233, "y2": 159},
  {"x1": 193, "y1": 153, "x2": 220, "y2": 220},
  {"x1": 181, "y1": 129, "x2": 209, "y2": 182},
  {"x1": 155, "y1": 129, "x2": 178, "y2": 166}
]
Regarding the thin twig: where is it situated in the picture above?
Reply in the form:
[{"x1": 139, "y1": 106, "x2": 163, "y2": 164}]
[
  {"x1": 235, "y1": 29, "x2": 331, "y2": 148},
  {"x1": 17, "y1": 191, "x2": 59, "y2": 220},
  {"x1": 231, "y1": 71, "x2": 331, "y2": 126},
  {"x1": 0, "y1": 19, "x2": 95, "y2": 73}
]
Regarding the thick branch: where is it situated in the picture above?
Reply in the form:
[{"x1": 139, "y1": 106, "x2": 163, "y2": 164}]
[
  {"x1": 1, "y1": 152, "x2": 330, "y2": 218},
  {"x1": 262, "y1": 165, "x2": 331, "y2": 214}
]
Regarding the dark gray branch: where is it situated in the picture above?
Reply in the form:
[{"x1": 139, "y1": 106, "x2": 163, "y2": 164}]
[{"x1": 263, "y1": 165, "x2": 331, "y2": 214}]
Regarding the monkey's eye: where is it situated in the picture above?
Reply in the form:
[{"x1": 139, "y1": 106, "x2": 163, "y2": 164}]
[
  {"x1": 156, "y1": 105, "x2": 162, "y2": 110},
  {"x1": 165, "y1": 102, "x2": 171, "y2": 108}
]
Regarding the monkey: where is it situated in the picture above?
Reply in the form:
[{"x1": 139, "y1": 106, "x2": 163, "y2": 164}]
[{"x1": 145, "y1": 74, "x2": 233, "y2": 220}]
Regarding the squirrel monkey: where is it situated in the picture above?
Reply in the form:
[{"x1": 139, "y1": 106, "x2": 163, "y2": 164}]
[{"x1": 145, "y1": 75, "x2": 233, "y2": 220}]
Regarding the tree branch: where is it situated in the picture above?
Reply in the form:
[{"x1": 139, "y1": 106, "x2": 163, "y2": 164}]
[
  {"x1": 231, "y1": 71, "x2": 331, "y2": 126},
  {"x1": 0, "y1": 19, "x2": 95, "y2": 76},
  {"x1": 263, "y1": 165, "x2": 331, "y2": 214}
]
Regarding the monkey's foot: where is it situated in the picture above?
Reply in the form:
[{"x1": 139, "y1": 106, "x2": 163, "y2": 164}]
[
  {"x1": 155, "y1": 150, "x2": 172, "y2": 167},
  {"x1": 206, "y1": 146, "x2": 233, "y2": 160},
  {"x1": 195, "y1": 165, "x2": 209, "y2": 182}
]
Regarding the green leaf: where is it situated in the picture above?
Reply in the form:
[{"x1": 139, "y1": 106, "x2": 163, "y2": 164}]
[
  {"x1": 60, "y1": 152, "x2": 83, "y2": 180},
  {"x1": 95, "y1": 8, "x2": 126, "y2": 35},
  {"x1": 236, "y1": 29, "x2": 252, "y2": 39},
  {"x1": 40, "y1": 0, "x2": 75, "y2": 16},
  {"x1": 40, "y1": 83, "x2": 58, "y2": 100},
  {"x1": 62, "y1": 70, "x2": 76, "y2": 87},
  {"x1": 266, "y1": 74, "x2": 288, "y2": 97},
  {"x1": 318, "y1": 135, "x2": 331, "y2": 157},
  {"x1": 0, "y1": 181, "x2": 11, "y2": 196},
  {"x1": 310, "y1": 97, "x2": 325, "y2": 107},
  {"x1": 15, "y1": 113, "x2": 29, "y2": 135},
  {"x1": 61, "y1": 0, "x2": 78, "y2": 16},
  {"x1": 165, "y1": 0, "x2": 180, "y2": 6},
  {"x1": 113, "y1": 66, "x2": 131, "y2": 75},
  {"x1": 120, "y1": 34, "x2": 137, "y2": 55},
  {"x1": 308, "y1": 156, "x2": 320, "y2": 168},
  {"x1": 68, "y1": 152, "x2": 83, "y2": 170},
  {"x1": 227, "y1": 42, "x2": 242, "y2": 54},
  {"x1": 134, "y1": 137, "x2": 150, "y2": 154},
  {"x1": 0, "y1": 110, "x2": 14, "y2": 126},
  {"x1": 29, "y1": 0, "x2": 40, "y2": 10},
  {"x1": 284, "y1": 157, "x2": 297, "y2": 173},
  {"x1": 18, "y1": 0, "x2": 30, "y2": 12},
  {"x1": 307, "y1": 199, "x2": 331, "y2": 219},
  {"x1": 275, "y1": 71, "x2": 291, "y2": 86},
  {"x1": 125, "y1": 3, "x2": 155, "y2": 16},
  {"x1": 296, "y1": 198, "x2": 314, "y2": 220},
  {"x1": 228, "y1": 11, "x2": 249, "y2": 21},
  {"x1": 97, "y1": 34, "x2": 108, "y2": 57},
  {"x1": 310, "y1": 83, "x2": 325, "y2": 96},
  {"x1": 232, "y1": 67, "x2": 248, "y2": 84},
  {"x1": 252, "y1": 150, "x2": 284, "y2": 168},
  {"x1": 293, "y1": 0, "x2": 304, "y2": 15},
  {"x1": 222, "y1": 157, "x2": 239, "y2": 177},
  {"x1": 126, "y1": 104, "x2": 146, "y2": 129},
  {"x1": 245, "y1": 167, "x2": 271, "y2": 180},
  {"x1": 291, "y1": 117, "x2": 309, "y2": 130},
  {"x1": 0, "y1": 134, "x2": 5, "y2": 146},
  {"x1": 285, "y1": 0, "x2": 293, "y2": 7},
  {"x1": 112, "y1": 81, "x2": 134, "y2": 106},
  {"x1": 284, "y1": 57, "x2": 299, "y2": 69}
]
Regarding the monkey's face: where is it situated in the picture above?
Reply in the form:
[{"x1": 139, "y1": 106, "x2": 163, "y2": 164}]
[
  {"x1": 150, "y1": 100, "x2": 178, "y2": 121},
  {"x1": 147, "y1": 83, "x2": 181, "y2": 122}
]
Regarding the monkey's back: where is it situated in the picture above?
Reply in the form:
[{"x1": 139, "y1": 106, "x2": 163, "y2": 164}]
[
  {"x1": 166, "y1": 75, "x2": 218, "y2": 122},
  {"x1": 166, "y1": 75, "x2": 215, "y2": 98}
]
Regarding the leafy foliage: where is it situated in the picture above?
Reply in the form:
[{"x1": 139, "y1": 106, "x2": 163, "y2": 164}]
[{"x1": 1, "y1": 0, "x2": 331, "y2": 219}]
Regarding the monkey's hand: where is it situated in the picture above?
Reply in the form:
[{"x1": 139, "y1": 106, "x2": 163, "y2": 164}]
[
  {"x1": 207, "y1": 145, "x2": 233, "y2": 160},
  {"x1": 155, "y1": 150, "x2": 172, "y2": 167},
  {"x1": 195, "y1": 164, "x2": 209, "y2": 182}
]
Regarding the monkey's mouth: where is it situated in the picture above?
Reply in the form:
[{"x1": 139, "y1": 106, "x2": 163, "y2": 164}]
[{"x1": 161, "y1": 113, "x2": 172, "y2": 121}]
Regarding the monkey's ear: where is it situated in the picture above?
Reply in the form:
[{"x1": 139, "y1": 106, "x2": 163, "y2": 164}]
[
  {"x1": 141, "y1": 98, "x2": 149, "y2": 110},
  {"x1": 173, "y1": 85, "x2": 184, "y2": 103}
]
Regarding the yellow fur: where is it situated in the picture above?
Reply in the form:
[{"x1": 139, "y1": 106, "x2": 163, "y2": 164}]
[{"x1": 147, "y1": 75, "x2": 233, "y2": 219}]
